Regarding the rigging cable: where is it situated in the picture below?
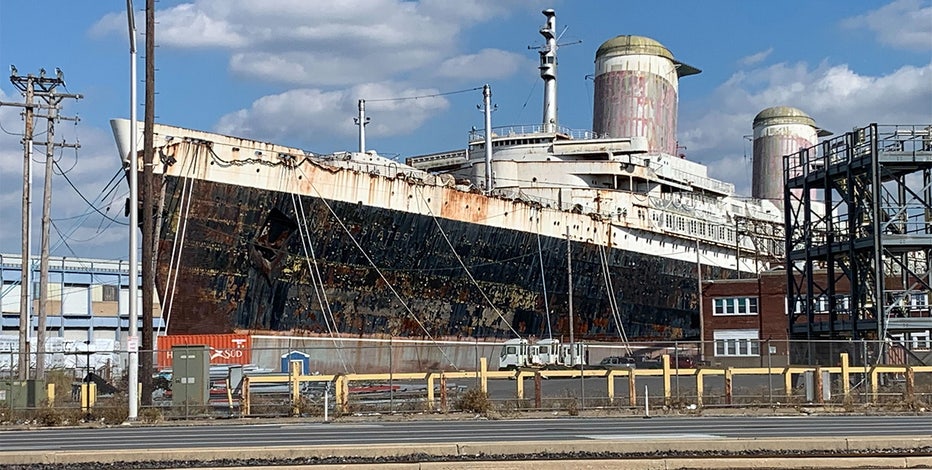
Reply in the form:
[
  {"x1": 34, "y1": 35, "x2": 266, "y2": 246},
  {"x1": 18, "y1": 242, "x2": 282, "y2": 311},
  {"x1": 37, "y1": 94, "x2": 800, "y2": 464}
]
[
  {"x1": 290, "y1": 191, "x2": 352, "y2": 374},
  {"x1": 536, "y1": 209, "x2": 553, "y2": 340},
  {"x1": 299, "y1": 167, "x2": 458, "y2": 369},
  {"x1": 160, "y1": 140, "x2": 199, "y2": 335},
  {"x1": 415, "y1": 185, "x2": 521, "y2": 339},
  {"x1": 598, "y1": 241, "x2": 630, "y2": 352}
]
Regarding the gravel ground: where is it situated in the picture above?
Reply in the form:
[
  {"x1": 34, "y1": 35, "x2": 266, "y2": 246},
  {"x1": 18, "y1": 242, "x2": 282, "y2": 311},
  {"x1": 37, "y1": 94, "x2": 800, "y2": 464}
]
[{"x1": 5, "y1": 447, "x2": 932, "y2": 470}]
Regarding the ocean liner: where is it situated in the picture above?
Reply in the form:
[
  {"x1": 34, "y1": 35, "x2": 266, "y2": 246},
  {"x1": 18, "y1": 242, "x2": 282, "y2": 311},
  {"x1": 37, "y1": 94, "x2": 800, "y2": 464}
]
[{"x1": 111, "y1": 9, "x2": 793, "y2": 344}]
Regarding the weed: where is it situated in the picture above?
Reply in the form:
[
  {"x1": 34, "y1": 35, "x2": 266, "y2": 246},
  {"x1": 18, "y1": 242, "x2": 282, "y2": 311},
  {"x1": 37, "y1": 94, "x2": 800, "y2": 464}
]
[
  {"x1": 455, "y1": 388, "x2": 492, "y2": 414},
  {"x1": 138, "y1": 406, "x2": 163, "y2": 423},
  {"x1": 93, "y1": 393, "x2": 129, "y2": 424}
]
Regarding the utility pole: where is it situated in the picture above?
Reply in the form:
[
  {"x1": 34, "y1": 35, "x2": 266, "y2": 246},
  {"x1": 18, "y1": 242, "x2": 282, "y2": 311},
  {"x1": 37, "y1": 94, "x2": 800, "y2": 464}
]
[
  {"x1": 567, "y1": 227, "x2": 574, "y2": 364},
  {"x1": 141, "y1": 0, "x2": 157, "y2": 405},
  {"x1": 4, "y1": 69, "x2": 78, "y2": 379},
  {"x1": 696, "y1": 238, "x2": 704, "y2": 363},
  {"x1": 36, "y1": 71, "x2": 81, "y2": 380},
  {"x1": 13, "y1": 72, "x2": 35, "y2": 381}
]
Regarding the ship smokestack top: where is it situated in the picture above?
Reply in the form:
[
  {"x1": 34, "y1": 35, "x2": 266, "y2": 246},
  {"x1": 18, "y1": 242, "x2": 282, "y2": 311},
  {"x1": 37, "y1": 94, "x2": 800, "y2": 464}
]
[
  {"x1": 752, "y1": 105, "x2": 824, "y2": 202},
  {"x1": 753, "y1": 106, "x2": 817, "y2": 129},
  {"x1": 592, "y1": 35, "x2": 699, "y2": 155},
  {"x1": 539, "y1": 9, "x2": 558, "y2": 133}
]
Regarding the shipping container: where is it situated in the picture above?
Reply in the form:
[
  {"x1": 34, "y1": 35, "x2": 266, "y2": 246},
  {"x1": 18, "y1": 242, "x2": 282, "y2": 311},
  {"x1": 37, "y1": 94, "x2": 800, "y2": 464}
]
[{"x1": 157, "y1": 334, "x2": 251, "y2": 369}]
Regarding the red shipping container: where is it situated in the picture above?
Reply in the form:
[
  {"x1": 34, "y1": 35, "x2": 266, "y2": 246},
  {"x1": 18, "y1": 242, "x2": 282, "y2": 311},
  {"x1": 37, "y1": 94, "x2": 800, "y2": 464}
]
[{"x1": 157, "y1": 334, "x2": 252, "y2": 369}]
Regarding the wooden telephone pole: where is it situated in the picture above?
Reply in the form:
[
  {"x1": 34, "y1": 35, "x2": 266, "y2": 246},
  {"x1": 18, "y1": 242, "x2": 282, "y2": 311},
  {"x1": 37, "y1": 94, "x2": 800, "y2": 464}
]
[
  {"x1": 140, "y1": 0, "x2": 157, "y2": 404},
  {"x1": 3, "y1": 68, "x2": 80, "y2": 379}
]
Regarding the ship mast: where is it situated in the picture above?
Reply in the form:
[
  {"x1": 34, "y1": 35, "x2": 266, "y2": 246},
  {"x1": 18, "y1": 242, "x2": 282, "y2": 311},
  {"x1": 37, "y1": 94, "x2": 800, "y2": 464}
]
[
  {"x1": 355, "y1": 99, "x2": 370, "y2": 153},
  {"x1": 539, "y1": 9, "x2": 557, "y2": 133},
  {"x1": 482, "y1": 84, "x2": 493, "y2": 193}
]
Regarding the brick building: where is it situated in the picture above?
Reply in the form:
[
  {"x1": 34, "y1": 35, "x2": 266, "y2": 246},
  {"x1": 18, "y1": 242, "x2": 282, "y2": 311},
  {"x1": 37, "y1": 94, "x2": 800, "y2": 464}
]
[
  {"x1": 702, "y1": 269, "x2": 931, "y2": 367},
  {"x1": 701, "y1": 270, "x2": 789, "y2": 368}
]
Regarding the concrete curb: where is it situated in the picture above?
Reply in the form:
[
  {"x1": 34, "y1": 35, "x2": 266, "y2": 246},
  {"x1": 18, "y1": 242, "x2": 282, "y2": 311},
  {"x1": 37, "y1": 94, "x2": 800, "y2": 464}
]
[
  {"x1": 1, "y1": 437, "x2": 930, "y2": 466},
  {"x1": 140, "y1": 456, "x2": 932, "y2": 470}
]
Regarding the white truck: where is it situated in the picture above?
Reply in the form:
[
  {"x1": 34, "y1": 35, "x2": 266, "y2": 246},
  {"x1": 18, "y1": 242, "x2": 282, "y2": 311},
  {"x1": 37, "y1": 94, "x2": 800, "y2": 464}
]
[{"x1": 497, "y1": 338, "x2": 587, "y2": 370}]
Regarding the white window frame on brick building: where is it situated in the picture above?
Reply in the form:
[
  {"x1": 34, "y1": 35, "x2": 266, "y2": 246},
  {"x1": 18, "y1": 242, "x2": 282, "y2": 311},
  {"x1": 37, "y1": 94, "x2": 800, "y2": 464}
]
[
  {"x1": 713, "y1": 297, "x2": 758, "y2": 316},
  {"x1": 713, "y1": 329, "x2": 760, "y2": 357},
  {"x1": 910, "y1": 330, "x2": 930, "y2": 350}
]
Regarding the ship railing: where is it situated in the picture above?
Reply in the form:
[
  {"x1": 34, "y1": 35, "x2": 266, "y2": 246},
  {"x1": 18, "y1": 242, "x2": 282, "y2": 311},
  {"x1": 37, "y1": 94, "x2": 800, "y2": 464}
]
[
  {"x1": 469, "y1": 125, "x2": 605, "y2": 142},
  {"x1": 787, "y1": 124, "x2": 932, "y2": 180},
  {"x1": 655, "y1": 166, "x2": 734, "y2": 195}
]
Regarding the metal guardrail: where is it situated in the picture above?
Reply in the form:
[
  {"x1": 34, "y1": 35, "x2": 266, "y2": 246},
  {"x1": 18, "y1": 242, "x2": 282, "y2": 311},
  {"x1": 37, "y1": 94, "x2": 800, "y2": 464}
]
[{"x1": 239, "y1": 353, "x2": 931, "y2": 416}]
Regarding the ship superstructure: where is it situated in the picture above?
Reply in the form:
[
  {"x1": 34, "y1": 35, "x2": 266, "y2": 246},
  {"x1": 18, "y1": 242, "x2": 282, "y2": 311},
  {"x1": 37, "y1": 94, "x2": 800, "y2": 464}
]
[{"x1": 111, "y1": 9, "x2": 794, "y2": 344}]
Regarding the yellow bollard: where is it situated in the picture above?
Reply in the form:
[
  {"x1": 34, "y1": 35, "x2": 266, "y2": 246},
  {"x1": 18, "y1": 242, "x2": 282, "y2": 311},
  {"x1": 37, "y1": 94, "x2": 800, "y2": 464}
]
[
  {"x1": 242, "y1": 377, "x2": 251, "y2": 416},
  {"x1": 814, "y1": 366, "x2": 824, "y2": 404},
  {"x1": 696, "y1": 370, "x2": 704, "y2": 407},
  {"x1": 784, "y1": 368, "x2": 793, "y2": 401},
  {"x1": 840, "y1": 353, "x2": 850, "y2": 400},
  {"x1": 628, "y1": 372, "x2": 637, "y2": 407},
  {"x1": 724, "y1": 368, "x2": 733, "y2": 405},
  {"x1": 290, "y1": 360, "x2": 301, "y2": 416},
  {"x1": 426, "y1": 372, "x2": 436, "y2": 408},
  {"x1": 336, "y1": 374, "x2": 349, "y2": 414},
  {"x1": 81, "y1": 382, "x2": 97, "y2": 413},
  {"x1": 515, "y1": 370, "x2": 524, "y2": 400},
  {"x1": 662, "y1": 354, "x2": 671, "y2": 405},
  {"x1": 606, "y1": 370, "x2": 615, "y2": 406},
  {"x1": 46, "y1": 383, "x2": 55, "y2": 407},
  {"x1": 479, "y1": 357, "x2": 488, "y2": 394}
]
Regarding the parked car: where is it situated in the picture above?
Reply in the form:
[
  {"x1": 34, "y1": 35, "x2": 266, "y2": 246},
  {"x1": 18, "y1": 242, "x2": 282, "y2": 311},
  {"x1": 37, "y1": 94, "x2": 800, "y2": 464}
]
[
  {"x1": 672, "y1": 356, "x2": 696, "y2": 368},
  {"x1": 631, "y1": 354, "x2": 663, "y2": 369},
  {"x1": 599, "y1": 356, "x2": 637, "y2": 369}
]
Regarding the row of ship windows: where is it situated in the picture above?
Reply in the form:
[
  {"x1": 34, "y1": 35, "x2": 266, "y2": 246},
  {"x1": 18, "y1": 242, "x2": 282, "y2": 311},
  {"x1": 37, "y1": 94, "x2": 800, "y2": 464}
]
[{"x1": 653, "y1": 213, "x2": 735, "y2": 243}]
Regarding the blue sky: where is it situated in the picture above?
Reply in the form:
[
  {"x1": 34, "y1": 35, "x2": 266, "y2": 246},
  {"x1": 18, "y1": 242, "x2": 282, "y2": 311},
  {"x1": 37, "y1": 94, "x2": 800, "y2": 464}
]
[{"x1": 0, "y1": 0, "x2": 930, "y2": 260}]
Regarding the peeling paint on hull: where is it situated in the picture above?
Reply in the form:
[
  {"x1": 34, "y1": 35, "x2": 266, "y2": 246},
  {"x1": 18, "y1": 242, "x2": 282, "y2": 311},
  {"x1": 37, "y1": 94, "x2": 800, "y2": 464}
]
[{"x1": 156, "y1": 174, "x2": 729, "y2": 342}]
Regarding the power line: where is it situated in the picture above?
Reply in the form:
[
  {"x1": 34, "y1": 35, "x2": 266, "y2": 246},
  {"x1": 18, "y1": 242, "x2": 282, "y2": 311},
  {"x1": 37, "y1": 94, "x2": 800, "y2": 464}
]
[
  {"x1": 54, "y1": 160, "x2": 128, "y2": 225},
  {"x1": 365, "y1": 86, "x2": 483, "y2": 103}
]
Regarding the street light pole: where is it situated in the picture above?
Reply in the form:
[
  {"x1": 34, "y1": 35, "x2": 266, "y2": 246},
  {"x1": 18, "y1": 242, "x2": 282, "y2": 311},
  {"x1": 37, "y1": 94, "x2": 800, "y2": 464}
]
[{"x1": 125, "y1": 0, "x2": 140, "y2": 421}]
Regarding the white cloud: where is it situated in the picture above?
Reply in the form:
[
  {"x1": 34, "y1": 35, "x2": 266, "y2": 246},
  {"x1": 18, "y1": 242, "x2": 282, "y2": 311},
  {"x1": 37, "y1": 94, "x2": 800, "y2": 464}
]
[
  {"x1": 680, "y1": 59, "x2": 932, "y2": 196},
  {"x1": 841, "y1": 0, "x2": 932, "y2": 50},
  {"x1": 738, "y1": 48, "x2": 773, "y2": 67},
  {"x1": 215, "y1": 83, "x2": 450, "y2": 149},
  {"x1": 133, "y1": 0, "x2": 519, "y2": 87},
  {"x1": 435, "y1": 49, "x2": 529, "y2": 80}
]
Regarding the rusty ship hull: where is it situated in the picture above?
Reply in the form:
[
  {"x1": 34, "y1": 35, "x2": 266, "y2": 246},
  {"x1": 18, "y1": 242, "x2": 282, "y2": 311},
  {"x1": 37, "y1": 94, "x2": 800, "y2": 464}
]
[{"x1": 153, "y1": 169, "x2": 722, "y2": 341}]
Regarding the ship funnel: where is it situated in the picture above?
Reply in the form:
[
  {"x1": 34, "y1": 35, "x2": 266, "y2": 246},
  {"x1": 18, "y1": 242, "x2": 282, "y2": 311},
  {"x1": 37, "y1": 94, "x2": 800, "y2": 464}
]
[
  {"x1": 752, "y1": 106, "x2": 826, "y2": 201},
  {"x1": 592, "y1": 35, "x2": 699, "y2": 154},
  {"x1": 539, "y1": 9, "x2": 557, "y2": 133},
  {"x1": 110, "y1": 118, "x2": 143, "y2": 166}
]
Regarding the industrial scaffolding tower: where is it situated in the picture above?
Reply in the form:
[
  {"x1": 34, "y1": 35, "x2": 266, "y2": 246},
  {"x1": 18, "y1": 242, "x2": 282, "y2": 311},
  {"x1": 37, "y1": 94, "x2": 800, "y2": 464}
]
[{"x1": 784, "y1": 123, "x2": 932, "y2": 364}]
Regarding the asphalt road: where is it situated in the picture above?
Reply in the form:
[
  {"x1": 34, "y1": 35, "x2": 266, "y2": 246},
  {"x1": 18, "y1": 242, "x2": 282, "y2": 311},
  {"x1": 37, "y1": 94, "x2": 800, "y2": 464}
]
[{"x1": 1, "y1": 415, "x2": 930, "y2": 452}]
